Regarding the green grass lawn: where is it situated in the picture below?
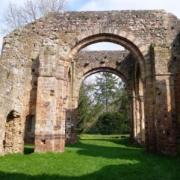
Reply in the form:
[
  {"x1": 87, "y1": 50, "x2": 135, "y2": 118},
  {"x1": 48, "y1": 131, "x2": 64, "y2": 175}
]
[{"x1": 0, "y1": 134, "x2": 180, "y2": 180}]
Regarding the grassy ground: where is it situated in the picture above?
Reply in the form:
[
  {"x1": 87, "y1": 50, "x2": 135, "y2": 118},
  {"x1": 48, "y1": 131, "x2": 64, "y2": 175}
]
[{"x1": 0, "y1": 134, "x2": 180, "y2": 180}]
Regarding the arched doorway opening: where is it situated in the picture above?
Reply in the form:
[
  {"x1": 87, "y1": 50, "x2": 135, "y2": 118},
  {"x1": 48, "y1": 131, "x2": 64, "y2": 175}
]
[
  {"x1": 4, "y1": 110, "x2": 23, "y2": 154},
  {"x1": 65, "y1": 33, "x2": 146, "y2": 148},
  {"x1": 77, "y1": 70, "x2": 130, "y2": 141},
  {"x1": 68, "y1": 33, "x2": 145, "y2": 79}
]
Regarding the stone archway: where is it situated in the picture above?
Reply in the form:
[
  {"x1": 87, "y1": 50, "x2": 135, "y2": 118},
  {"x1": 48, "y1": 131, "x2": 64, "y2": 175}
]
[
  {"x1": 4, "y1": 110, "x2": 23, "y2": 154},
  {"x1": 0, "y1": 10, "x2": 179, "y2": 155},
  {"x1": 68, "y1": 44, "x2": 145, "y2": 144},
  {"x1": 68, "y1": 33, "x2": 146, "y2": 79},
  {"x1": 66, "y1": 66, "x2": 130, "y2": 145},
  {"x1": 34, "y1": 31, "x2": 147, "y2": 153}
]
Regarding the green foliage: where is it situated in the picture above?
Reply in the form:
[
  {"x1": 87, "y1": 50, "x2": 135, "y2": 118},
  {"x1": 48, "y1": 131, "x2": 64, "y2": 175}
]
[
  {"x1": 0, "y1": 135, "x2": 180, "y2": 180},
  {"x1": 77, "y1": 72, "x2": 129, "y2": 134},
  {"x1": 89, "y1": 112, "x2": 130, "y2": 134},
  {"x1": 77, "y1": 85, "x2": 90, "y2": 133},
  {"x1": 77, "y1": 84, "x2": 103, "y2": 133},
  {"x1": 94, "y1": 72, "x2": 125, "y2": 112}
]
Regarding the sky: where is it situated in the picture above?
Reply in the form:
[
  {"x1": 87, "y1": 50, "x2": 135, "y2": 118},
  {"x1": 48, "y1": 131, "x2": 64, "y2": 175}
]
[{"x1": 0, "y1": 0, "x2": 180, "y2": 52}]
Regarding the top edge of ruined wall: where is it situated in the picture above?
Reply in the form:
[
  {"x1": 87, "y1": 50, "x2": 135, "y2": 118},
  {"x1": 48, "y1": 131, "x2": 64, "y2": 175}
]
[
  {"x1": 48, "y1": 9, "x2": 172, "y2": 14},
  {"x1": 6, "y1": 10, "x2": 179, "y2": 25},
  {"x1": 43, "y1": 10, "x2": 178, "y2": 21},
  {"x1": 3, "y1": 9, "x2": 178, "y2": 34},
  {"x1": 1, "y1": 9, "x2": 179, "y2": 48}
]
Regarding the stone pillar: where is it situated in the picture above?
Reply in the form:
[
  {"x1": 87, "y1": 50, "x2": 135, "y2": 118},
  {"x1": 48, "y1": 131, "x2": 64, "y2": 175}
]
[
  {"x1": 136, "y1": 96, "x2": 141, "y2": 142},
  {"x1": 173, "y1": 56, "x2": 180, "y2": 152},
  {"x1": 126, "y1": 85, "x2": 134, "y2": 140},
  {"x1": 132, "y1": 93, "x2": 138, "y2": 141},
  {"x1": 139, "y1": 96, "x2": 145, "y2": 143},
  {"x1": 35, "y1": 76, "x2": 63, "y2": 152},
  {"x1": 35, "y1": 45, "x2": 66, "y2": 153},
  {"x1": 132, "y1": 65, "x2": 145, "y2": 145},
  {"x1": 153, "y1": 46, "x2": 176, "y2": 155},
  {"x1": 175, "y1": 72, "x2": 180, "y2": 152},
  {"x1": 138, "y1": 79, "x2": 145, "y2": 144},
  {"x1": 55, "y1": 60, "x2": 70, "y2": 151},
  {"x1": 68, "y1": 96, "x2": 79, "y2": 144},
  {"x1": 65, "y1": 63, "x2": 79, "y2": 144},
  {"x1": 133, "y1": 94, "x2": 145, "y2": 144},
  {"x1": 144, "y1": 47, "x2": 157, "y2": 153}
]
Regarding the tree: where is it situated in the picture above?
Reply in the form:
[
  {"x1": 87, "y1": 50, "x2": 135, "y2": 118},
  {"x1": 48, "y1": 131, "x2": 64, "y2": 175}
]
[
  {"x1": 77, "y1": 83, "x2": 103, "y2": 133},
  {"x1": 94, "y1": 72, "x2": 125, "y2": 112},
  {"x1": 2, "y1": 0, "x2": 66, "y2": 32},
  {"x1": 77, "y1": 84, "x2": 91, "y2": 133},
  {"x1": 77, "y1": 72, "x2": 130, "y2": 134},
  {"x1": 96, "y1": 112, "x2": 130, "y2": 135}
]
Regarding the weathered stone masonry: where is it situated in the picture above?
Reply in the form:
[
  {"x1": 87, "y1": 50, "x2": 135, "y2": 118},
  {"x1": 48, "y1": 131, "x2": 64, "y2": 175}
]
[
  {"x1": 66, "y1": 50, "x2": 136, "y2": 144},
  {"x1": 0, "y1": 10, "x2": 180, "y2": 155}
]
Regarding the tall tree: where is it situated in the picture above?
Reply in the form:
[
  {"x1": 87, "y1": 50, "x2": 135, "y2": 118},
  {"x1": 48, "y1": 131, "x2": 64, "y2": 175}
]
[
  {"x1": 94, "y1": 72, "x2": 124, "y2": 112},
  {"x1": 77, "y1": 83, "x2": 103, "y2": 133},
  {"x1": 2, "y1": 0, "x2": 66, "y2": 32},
  {"x1": 77, "y1": 84, "x2": 91, "y2": 133},
  {"x1": 77, "y1": 72, "x2": 129, "y2": 134}
]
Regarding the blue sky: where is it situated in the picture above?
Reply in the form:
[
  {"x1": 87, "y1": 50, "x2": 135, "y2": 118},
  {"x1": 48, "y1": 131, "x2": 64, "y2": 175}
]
[
  {"x1": 67, "y1": 0, "x2": 180, "y2": 16},
  {"x1": 1, "y1": 0, "x2": 180, "y2": 51}
]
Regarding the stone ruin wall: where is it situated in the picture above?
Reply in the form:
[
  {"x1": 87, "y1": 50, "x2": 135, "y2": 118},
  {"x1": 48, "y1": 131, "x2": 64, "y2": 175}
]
[
  {"x1": 23, "y1": 50, "x2": 136, "y2": 144},
  {"x1": 0, "y1": 10, "x2": 179, "y2": 155}
]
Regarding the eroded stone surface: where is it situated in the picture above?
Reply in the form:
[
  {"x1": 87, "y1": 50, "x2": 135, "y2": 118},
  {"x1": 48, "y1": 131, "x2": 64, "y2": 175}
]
[{"x1": 0, "y1": 10, "x2": 179, "y2": 155}]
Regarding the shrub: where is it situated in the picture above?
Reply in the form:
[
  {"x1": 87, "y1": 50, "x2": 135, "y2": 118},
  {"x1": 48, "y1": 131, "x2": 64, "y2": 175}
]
[{"x1": 89, "y1": 112, "x2": 130, "y2": 134}]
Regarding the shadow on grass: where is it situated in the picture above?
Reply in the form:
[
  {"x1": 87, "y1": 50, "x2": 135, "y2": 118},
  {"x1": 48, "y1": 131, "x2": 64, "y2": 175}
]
[
  {"x1": 1, "y1": 137, "x2": 179, "y2": 180},
  {"x1": 67, "y1": 137, "x2": 143, "y2": 160},
  {"x1": 0, "y1": 164, "x2": 143, "y2": 180},
  {"x1": 0, "y1": 161, "x2": 180, "y2": 180},
  {"x1": 79, "y1": 135, "x2": 142, "y2": 148}
]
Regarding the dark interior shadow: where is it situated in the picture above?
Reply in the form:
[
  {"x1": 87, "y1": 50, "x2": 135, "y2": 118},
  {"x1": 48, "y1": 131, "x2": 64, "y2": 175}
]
[
  {"x1": 24, "y1": 54, "x2": 40, "y2": 152},
  {"x1": 24, "y1": 145, "x2": 35, "y2": 155},
  {"x1": 170, "y1": 32, "x2": 180, "y2": 153}
]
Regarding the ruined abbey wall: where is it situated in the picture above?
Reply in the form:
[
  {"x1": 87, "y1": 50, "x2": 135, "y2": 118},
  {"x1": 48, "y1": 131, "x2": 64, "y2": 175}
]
[{"x1": 0, "y1": 10, "x2": 179, "y2": 155}]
